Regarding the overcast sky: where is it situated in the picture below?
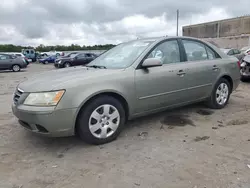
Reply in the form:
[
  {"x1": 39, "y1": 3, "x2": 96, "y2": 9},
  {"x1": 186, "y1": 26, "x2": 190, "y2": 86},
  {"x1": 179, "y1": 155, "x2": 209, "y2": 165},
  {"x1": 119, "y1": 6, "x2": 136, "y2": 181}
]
[{"x1": 0, "y1": 0, "x2": 249, "y2": 46}]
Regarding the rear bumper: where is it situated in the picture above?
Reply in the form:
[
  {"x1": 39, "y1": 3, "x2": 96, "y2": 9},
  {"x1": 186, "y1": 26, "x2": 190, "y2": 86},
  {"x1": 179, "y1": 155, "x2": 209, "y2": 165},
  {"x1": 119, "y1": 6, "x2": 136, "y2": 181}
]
[
  {"x1": 12, "y1": 104, "x2": 78, "y2": 137},
  {"x1": 21, "y1": 64, "x2": 28, "y2": 69}
]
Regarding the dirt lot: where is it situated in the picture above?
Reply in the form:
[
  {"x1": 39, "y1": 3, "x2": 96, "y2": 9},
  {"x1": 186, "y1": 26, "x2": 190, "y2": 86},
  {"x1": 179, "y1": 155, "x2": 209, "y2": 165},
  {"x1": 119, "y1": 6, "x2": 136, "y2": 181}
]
[{"x1": 1, "y1": 64, "x2": 250, "y2": 188}]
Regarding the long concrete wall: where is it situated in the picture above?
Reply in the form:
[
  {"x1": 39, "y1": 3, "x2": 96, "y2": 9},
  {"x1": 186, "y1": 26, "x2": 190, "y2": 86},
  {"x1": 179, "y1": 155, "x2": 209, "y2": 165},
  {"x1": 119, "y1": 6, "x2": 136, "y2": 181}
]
[
  {"x1": 183, "y1": 16, "x2": 250, "y2": 38},
  {"x1": 202, "y1": 35, "x2": 250, "y2": 49}
]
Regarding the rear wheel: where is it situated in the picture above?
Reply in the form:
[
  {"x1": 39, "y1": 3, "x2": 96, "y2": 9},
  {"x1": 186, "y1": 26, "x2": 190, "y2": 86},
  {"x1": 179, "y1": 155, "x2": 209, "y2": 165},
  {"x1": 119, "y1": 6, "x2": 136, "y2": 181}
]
[
  {"x1": 76, "y1": 96, "x2": 125, "y2": 145},
  {"x1": 12, "y1": 65, "x2": 21, "y2": 72},
  {"x1": 206, "y1": 78, "x2": 231, "y2": 109}
]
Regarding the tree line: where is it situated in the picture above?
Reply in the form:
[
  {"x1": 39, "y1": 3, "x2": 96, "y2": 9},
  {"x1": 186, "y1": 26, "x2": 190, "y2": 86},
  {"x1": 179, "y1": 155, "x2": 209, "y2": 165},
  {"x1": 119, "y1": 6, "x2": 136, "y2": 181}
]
[{"x1": 0, "y1": 44, "x2": 116, "y2": 52}]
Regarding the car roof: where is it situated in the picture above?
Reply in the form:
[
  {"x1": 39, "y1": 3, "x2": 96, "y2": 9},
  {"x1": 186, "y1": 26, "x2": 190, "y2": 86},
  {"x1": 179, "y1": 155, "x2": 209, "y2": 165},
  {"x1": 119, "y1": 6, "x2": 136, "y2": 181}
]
[{"x1": 127, "y1": 36, "x2": 221, "y2": 44}]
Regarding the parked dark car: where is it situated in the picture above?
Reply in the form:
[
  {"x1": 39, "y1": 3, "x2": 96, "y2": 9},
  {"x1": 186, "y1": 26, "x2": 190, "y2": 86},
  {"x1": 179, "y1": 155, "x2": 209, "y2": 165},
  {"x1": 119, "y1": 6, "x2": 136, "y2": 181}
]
[
  {"x1": 39, "y1": 55, "x2": 57, "y2": 64},
  {"x1": 54, "y1": 53, "x2": 97, "y2": 68},
  {"x1": 0, "y1": 53, "x2": 27, "y2": 72}
]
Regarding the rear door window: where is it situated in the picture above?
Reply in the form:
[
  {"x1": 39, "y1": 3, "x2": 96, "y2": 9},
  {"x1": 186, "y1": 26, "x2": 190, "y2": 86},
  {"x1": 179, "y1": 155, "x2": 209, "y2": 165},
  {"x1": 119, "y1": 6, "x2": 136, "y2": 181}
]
[
  {"x1": 182, "y1": 39, "x2": 219, "y2": 61},
  {"x1": 77, "y1": 54, "x2": 86, "y2": 59}
]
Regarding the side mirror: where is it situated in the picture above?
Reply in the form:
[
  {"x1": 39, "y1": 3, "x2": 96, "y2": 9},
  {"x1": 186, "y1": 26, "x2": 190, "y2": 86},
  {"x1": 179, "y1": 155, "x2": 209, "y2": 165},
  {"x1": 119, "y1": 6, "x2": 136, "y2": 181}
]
[{"x1": 142, "y1": 58, "x2": 162, "y2": 68}]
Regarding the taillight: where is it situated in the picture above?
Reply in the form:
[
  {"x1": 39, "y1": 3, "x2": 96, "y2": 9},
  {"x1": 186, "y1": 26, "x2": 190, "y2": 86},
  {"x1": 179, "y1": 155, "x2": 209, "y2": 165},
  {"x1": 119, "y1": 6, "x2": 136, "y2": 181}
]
[{"x1": 237, "y1": 60, "x2": 241, "y2": 68}]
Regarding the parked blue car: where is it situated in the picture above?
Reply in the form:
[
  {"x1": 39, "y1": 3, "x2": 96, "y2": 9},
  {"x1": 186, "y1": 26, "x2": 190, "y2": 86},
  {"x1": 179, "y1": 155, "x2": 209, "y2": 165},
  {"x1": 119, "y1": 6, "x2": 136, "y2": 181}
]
[{"x1": 39, "y1": 55, "x2": 57, "y2": 64}]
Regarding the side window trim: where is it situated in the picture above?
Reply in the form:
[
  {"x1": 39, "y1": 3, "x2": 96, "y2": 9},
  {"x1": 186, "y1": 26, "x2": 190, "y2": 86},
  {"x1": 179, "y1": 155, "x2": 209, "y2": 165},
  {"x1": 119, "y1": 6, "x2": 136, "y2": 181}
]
[{"x1": 136, "y1": 38, "x2": 182, "y2": 69}]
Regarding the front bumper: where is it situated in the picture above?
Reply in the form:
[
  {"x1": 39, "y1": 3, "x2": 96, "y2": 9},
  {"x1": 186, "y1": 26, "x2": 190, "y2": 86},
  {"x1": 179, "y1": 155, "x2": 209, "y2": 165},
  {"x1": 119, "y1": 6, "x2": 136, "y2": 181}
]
[
  {"x1": 54, "y1": 62, "x2": 63, "y2": 68},
  {"x1": 12, "y1": 104, "x2": 78, "y2": 137}
]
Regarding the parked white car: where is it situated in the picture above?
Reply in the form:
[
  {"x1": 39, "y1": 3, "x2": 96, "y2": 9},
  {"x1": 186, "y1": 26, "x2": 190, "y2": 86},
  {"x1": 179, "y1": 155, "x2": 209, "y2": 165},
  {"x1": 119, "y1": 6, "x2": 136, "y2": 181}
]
[
  {"x1": 240, "y1": 46, "x2": 250, "y2": 55},
  {"x1": 48, "y1": 51, "x2": 65, "y2": 56},
  {"x1": 40, "y1": 51, "x2": 64, "y2": 57}
]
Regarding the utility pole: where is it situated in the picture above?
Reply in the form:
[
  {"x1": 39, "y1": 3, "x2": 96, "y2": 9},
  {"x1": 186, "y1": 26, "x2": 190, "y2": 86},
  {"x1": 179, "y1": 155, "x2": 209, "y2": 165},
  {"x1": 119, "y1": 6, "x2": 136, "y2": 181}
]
[{"x1": 176, "y1": 9, "x2": 179, "y2": 36}]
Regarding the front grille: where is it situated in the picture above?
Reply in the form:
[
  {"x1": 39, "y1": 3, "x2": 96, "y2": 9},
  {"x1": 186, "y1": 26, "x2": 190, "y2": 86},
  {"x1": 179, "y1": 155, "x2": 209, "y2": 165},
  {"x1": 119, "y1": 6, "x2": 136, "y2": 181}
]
[{"x1": 13, "y1": 88, "x2": 23, "y2": 104}]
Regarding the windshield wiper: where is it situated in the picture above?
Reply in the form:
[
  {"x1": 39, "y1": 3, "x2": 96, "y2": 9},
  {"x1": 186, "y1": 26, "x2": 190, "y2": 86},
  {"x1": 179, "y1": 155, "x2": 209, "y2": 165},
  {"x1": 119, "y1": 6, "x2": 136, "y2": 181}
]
[{"x1": 86, "y1": 65, "x2": 107, "y2": 69}]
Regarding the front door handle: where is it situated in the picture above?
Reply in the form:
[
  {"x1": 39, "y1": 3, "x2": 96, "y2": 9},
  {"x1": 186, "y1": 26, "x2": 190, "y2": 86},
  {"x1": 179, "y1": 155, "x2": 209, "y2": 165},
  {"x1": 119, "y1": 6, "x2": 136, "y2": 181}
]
[
  {"x1": 212, "y1": 65, "x2": 219, "y2": 71},
  {"x1": 177, "y1": 70, "x2": 186, "y2": 76}
]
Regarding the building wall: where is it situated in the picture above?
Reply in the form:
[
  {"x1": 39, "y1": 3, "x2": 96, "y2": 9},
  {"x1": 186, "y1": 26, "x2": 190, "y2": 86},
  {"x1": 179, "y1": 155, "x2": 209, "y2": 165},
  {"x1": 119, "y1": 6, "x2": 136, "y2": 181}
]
[
  {"x1": 202, "y1": 35, "x2": 250, "y2": 49},
  {"x1": 183, "y1": 16, "x2": 250, "y2": 38}
]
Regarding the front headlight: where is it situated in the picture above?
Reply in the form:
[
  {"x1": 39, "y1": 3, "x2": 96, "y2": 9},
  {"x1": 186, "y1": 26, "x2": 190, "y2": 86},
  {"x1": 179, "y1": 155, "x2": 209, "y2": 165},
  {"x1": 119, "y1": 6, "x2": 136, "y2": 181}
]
[
  {"x1": 58, "y1": 60, "x2": 61, "y2": 64},
  {"x1": 24, "y1": 90, "x2": 65, "y2": 106}
]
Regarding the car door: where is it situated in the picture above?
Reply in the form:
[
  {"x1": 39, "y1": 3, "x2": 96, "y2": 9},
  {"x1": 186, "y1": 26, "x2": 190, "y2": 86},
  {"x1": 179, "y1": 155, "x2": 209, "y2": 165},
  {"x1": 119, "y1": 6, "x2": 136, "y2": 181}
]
[
  {"x1": 85, "y1": 53, "x2": 94, "y2": 64},
  {"x1": 0, "y1": 55, "x2": 11, "y2": 69},
  {"x1": 180, "y1": 39, "x2": 222, "y2": 100},
  {"x1": 74, "y1": 54, "x2": 87, "y2": 66},
  {"x1": 135, "y1": 39, "x2": 193, "y2": 113}
]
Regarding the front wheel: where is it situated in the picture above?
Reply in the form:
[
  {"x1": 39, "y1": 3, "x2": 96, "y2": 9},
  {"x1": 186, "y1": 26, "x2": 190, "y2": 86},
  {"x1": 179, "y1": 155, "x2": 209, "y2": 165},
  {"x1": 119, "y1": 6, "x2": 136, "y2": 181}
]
[
  {"x1": 76, "y1": 96, "x2": 125, "y2": 145},
  {"x1": 12, "y1": 65, "x2": 21, "y2": 72},
  {"x1": 206, "y1": 78, "x2": 231, "y2": 109},
  {"x1": 64, "y1": 62, "x2": 71, "y2": 68}
]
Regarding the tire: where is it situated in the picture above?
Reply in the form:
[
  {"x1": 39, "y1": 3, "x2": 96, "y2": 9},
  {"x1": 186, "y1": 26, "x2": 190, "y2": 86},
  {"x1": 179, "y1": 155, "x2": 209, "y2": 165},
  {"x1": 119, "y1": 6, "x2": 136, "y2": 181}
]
[
  {"x1": 240, "y1": 76, "x2": 248, "y2": 82},
  {"x1": 64, "y1": 62, "x2": 71, "y2": 68},
  {"x1": 206, "y1": 78, "x2": 231, "y2": 109},
  {"x1": 76, "y1": 96, "x2": 126, "y2": 145},
  {"x1": 32, "y1": 58, "x2": 36, "y2": 62},
  {"x1": 12, "y1": 64, "x2": 21, "y2": 72}
]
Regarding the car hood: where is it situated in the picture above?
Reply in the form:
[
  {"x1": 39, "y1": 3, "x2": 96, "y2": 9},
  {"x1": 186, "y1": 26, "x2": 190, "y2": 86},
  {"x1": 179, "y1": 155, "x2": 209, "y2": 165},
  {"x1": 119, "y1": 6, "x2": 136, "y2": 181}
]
[{"x1": 18, "y1": 66, "x2": 124, "y2": 92}]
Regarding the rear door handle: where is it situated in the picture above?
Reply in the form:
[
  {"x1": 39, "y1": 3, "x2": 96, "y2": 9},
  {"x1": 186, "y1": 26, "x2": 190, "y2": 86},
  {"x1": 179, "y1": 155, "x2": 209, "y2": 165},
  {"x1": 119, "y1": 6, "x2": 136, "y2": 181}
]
[{"x1": 177, "y1": 70, "x2": 186, "y2": 76}]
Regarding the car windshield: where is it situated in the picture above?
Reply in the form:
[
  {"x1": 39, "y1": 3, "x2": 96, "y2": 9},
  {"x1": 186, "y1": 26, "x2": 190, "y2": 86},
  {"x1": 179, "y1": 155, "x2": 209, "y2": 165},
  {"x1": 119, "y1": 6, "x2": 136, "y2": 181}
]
[{"x1": 87, "y1": 40, "x2": 154, "y2": 69}]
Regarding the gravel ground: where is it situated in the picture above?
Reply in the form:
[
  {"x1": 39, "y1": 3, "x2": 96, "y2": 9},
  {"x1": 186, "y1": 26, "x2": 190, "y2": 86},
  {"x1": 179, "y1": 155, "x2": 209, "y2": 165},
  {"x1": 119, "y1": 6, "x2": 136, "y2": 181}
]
[{"x1": 1, "y1": 64, "x2": 250, "y2": 188}]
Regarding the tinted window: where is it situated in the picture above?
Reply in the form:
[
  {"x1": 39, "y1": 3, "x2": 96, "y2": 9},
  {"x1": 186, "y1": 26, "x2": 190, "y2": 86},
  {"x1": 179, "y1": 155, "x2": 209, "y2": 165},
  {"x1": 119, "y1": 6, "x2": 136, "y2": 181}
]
[
  {"x1": 31, "y1": 51, "x2": 34, "y2": 54},
  {"x1": 0, "y1": 55, "x2": 9, "y2": 60},
  {"x1": 182, "y1": 40, "x2": 208, "y2": 61},
  {"x1": 227, "y1": 50, "x2": 234, "y2": 55},
  {"x1": 145, "y1": 40, "x2": 180, "y2": 64},
  {"x1": 233, "y1": 49, "x2": 240, "y2": 54},
  {"x1": 77, "y1": 54, "x2": 86, "y2": 58},
  {"x1": 26, "y1": 50, "x2": 29, "y2": 54}
]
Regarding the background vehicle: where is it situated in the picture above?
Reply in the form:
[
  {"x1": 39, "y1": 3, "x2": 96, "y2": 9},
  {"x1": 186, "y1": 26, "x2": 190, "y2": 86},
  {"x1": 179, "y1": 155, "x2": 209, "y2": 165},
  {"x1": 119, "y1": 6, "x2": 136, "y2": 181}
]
[
  {"x1": 240, "y1": 46, "x2": 250, "y2": 55},
  {"x1": 21, "y1": 49, "x2": 37, "y2": 62},
  {"x1": 12, "y1": 37, "x2": 240, "y2": 145},
  {"x1": 9, "y1": 53, "x2": 31, "y2": 65},
  {"x1": 220, "y1": 48, "x2": 243, "y2": 60},
  {"x1": 0, "y1": 53, "x2": 27, "y2": 72},
  {"x1": 47, "y1": 51, "x2": 64, "y2": 57},
  {"x1": 54, "y1": 52, "x2": 97, "y2": 68},
  {"x1": 36, "y1": 53, "x2": 48, "y2": 60},
  {"x1": 39, "y1": 55, "x2": 57, "y2": 64},
  {"x1": 239, "y1": 54, "x2": 250, "y2": 81}
]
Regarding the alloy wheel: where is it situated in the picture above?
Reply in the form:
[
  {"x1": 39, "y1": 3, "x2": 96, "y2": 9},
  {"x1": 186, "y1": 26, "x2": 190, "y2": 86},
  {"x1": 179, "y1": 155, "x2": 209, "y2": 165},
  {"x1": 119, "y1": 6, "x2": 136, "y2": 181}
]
[
  {"x1": 12, "y1": 65, "x2": 20, "y2": 72},
  {"x1": 216, "y1": 83, "x2": 229, "y2": 105}
]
